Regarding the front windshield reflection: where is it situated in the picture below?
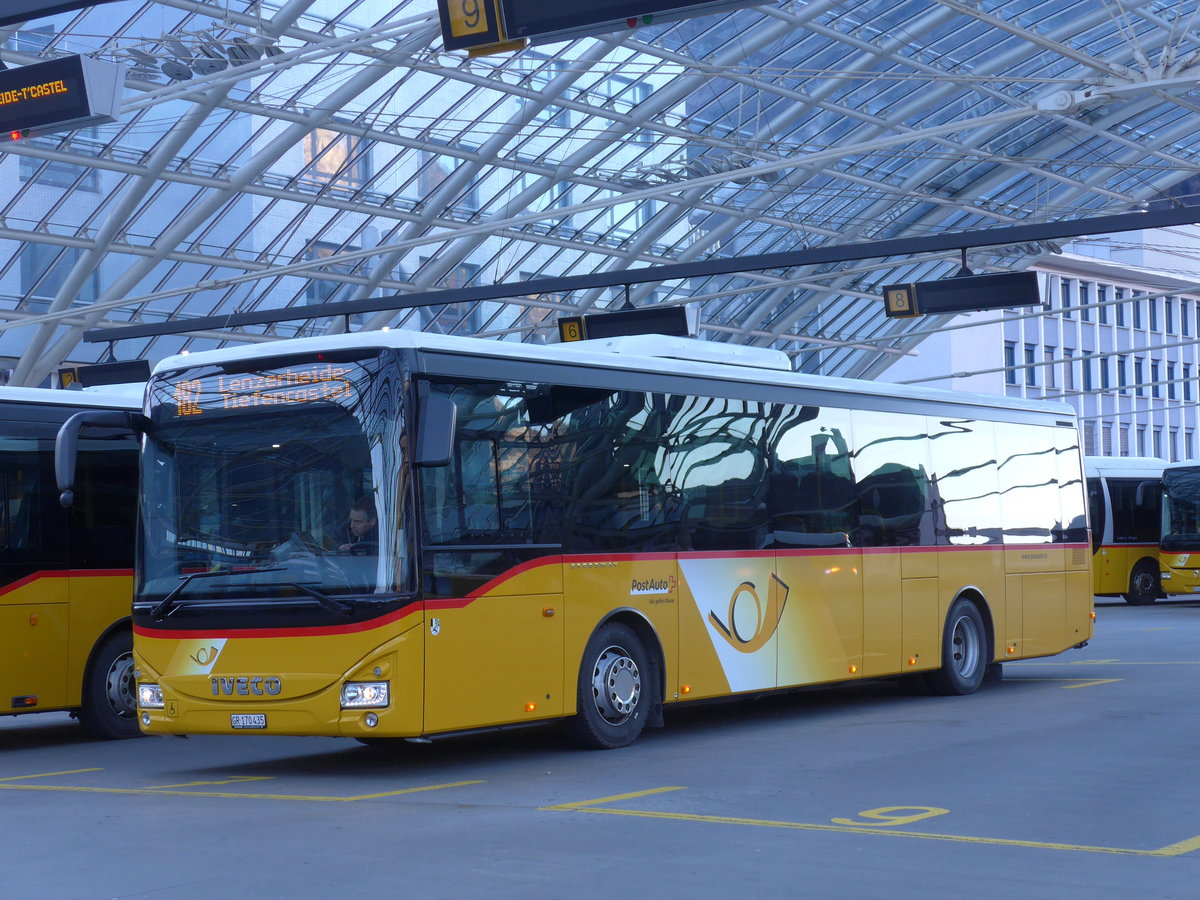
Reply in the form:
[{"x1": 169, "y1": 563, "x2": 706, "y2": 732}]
[
  {"x1": 140, "y1": 403, "x2": 390, "y2": 602},
  {"x1": 1163, "y1": 467, "x2": 1200, "y2": 549}
]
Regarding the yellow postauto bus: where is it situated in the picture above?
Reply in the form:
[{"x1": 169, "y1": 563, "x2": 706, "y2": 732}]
[
  {"x1": 61, "y1": 331, "x2": 1093, "y2": 749},
  {"x1": 1084, "y1": 456, "x2": 1164, "y2": 605},
  {"x1": 1158, "y1": 460, "x2": 1200, "y2": 596},
  {"x1": 1, "y1": 385, "x2": 140, "y2": 738}
]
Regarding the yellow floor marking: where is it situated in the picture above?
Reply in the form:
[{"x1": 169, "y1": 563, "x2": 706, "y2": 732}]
[
  {"x1": 0, "y1": 778, "x2": 483, "y2": 802},
  {"x1": 1015, "y1": 660, "x2": 1200, "y2": 666},
  {"x1": 1061, "y1": 679, "x2": 1122, "y2": 689},
  {"x1": 147, "y1": 775, "x2": 275, "y2": 789},
  {"x1": 542, "y1": 786, "x2": 685, "y2": 810},
  {"x1": 0, "y1": 768, "x2": 102, "y2": 782},
  {"x1": 548, "y1": 790, "x2": 1200, "y2": 857},
  {"x1": 1009, "y1": 677, "x2": 1121, "y2": 688}
]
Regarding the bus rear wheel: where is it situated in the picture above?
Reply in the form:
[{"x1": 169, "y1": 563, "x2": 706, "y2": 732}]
[
  {"x1": 79, "y1": 630, "x2": 141, "y2": 740},
  {"x1": 925, "y1": 598, "x2": 987, "y2": 696},
  {"x1": 565, "y1": 621, "x2": 652, "y2": 750},
  {"x1": 1123, "y1": 561, "x2": 1160, "y2": 605}
]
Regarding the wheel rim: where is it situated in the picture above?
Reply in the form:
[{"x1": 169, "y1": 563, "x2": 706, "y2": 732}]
[
  {"x1": 590, "y1": 644, "x2": 641, "y2": 725},
  {"x1": 948, "y1": 614, "x2": 982, "y2": 678},
  {"x1": 104, "y1": 650, "x2": 136, "y2": 720},
  {"x1": 1132, "y1": 570, "x2": 1156, "y2": 596}
]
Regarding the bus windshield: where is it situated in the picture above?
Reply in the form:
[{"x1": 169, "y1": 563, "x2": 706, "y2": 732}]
[
  {"x1": 139, "y1": 353, "x2": 405, "y2": 606},
  {"x1": 1162, "y1": 467, "x2": 1200, "y2": 551}
]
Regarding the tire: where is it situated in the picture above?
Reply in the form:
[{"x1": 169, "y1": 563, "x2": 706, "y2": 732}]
[
  {"x1": 564, "y1": 621, "x2": 653, "y2": 750},
  {"x1": 79, "y1": 630, "x2": 141, "y2": 740},
  {"x1": 924, "y1": 598, "x2": 987, "y2": 696},
  {"x1": 1123, "y1": 560, "x2": 1160, "y2": 606}
]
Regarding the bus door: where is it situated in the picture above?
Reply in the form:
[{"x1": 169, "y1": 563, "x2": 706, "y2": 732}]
[
  {"x1": 0, "y1": 411, "x2": 71, "y2": 712},
  {"x1": 851, "y1": 410, "x2": 938, "y2": 678},
  {"x1": 418, "y1": 381, "x2": 565, "y2": 734}
]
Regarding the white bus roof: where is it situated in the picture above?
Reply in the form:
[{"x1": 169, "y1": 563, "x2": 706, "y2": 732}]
[
  {"x1": 153, "y1": 330, "x2": 1076, "y2": 421},
  {"x1": 1085, "y1": 456, "x2": 1166, "y2": 478},
  {"x1": 0, "y1": 384, "x2": 142, "y2": 409}
]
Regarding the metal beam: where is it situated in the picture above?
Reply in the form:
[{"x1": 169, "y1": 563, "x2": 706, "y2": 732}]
[{"x1": 86, "y1": 205, "x2": 1200, "y2": 343}]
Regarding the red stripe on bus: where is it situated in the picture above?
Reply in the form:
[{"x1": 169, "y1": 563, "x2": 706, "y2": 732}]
[
  {"x1": 133, "y1": 541, "x2": 1092, "y2": 639},
  {"x1": 0, "y1": 568, "x2": 133, "y2": 599}
]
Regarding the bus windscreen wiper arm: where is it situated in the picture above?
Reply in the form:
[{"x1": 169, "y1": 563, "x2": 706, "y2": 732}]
[
  {"x1": 149, "y1": 566, "x2": 286, "y2": 621},
  {"x1": 285, "y1": 582, "x2": 355, "y2": 617}
]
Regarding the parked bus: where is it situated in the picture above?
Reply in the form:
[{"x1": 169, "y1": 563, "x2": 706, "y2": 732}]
[
  {"x1": 1084, "y1": 456, "x2": 1164, "y2": 605},
  {"x1": 2, "y1": 385, "x2": 140, "y2": 738},
  {"x1": 1158, "y1": 460, "x2": 1200, "y2": 597},
  {"x1": 60, "y1": 331, "x2": 1093, "y2": 749}
]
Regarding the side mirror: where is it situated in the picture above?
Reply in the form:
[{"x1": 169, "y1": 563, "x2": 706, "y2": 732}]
[
  {"x1": 414, "y1": 394, "x2": 456, "y2": 468},
  {"x1": 56, "y1": 409, "x2": 149, "y2": 507},
  {"x1": 1134, "y1": 479, "x2": 1159, "y2": 506}
]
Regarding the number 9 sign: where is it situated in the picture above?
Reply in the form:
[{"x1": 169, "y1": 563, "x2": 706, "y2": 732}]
[{"x1": 439, "y1": 0, "x2": 499, "y2": 48}]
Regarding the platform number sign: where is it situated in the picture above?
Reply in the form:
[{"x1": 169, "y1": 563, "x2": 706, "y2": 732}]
[
  {"x1": 437, "y1": 0, "x2": 504, "y2": 51},
  {"x1": 558, "y1": 316, "x2": 586, "y2": 342}
]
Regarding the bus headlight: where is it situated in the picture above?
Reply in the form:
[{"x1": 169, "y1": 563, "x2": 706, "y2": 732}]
[
  {"x1": 138, "y1": 683, "x2": 164, "y2": 709},
  {"x1": 341, "y1": 682, "x2": 389, "y2": 709}
]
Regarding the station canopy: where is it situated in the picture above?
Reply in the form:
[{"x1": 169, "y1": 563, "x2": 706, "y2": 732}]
[{"x1": 2, "y1": 0, "x2": 1200, "y2": 387}]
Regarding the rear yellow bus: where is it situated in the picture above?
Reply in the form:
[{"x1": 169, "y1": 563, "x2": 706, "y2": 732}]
[
  {"x1": 123, "y1": 332, "x2": 1093, "y2": 749},
  {"x1": 2, "y1": 385, "x2": 140, "y2": 739},
  {"x1": 1084, "y1": 456, "x2": 1163, "y2": 604},
  {"x1": 1160, "y1": 461, "x2": 1200, "y2": 597}
]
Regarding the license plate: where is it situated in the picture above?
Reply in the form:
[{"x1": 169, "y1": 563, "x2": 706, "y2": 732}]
[{"x1": 231, "y1": 713, "x2": 266, "y2": 729}]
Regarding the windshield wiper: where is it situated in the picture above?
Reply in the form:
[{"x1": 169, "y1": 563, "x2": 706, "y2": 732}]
[
  {"x1": 285, "y1": 581, "x2": 355, "y2": 617},
  {"x1": 149, "y1": 566, "x2": 285, "y2": 621}
]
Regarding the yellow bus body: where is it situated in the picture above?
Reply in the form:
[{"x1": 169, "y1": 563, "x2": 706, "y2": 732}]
[
  {"x1": 1, "y1": 569, "x2": 133, "y2": 714},
  {"x1": 134, "y1": 544, "x2": 1091, "y2": 739}
]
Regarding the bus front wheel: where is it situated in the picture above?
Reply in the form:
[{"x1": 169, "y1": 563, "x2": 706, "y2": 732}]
[
  {"x1": 565, "y1": 621, "x2": 652, "y2": 750},
  {"x1": 925, "y1": 598, "x2": 987, "y2": 696},
  {"x1": 79, "y1": 630, "x2": 141, "y2": 740},
  {"x1": 1123, "y1": 561, "x2": 1160, "y2": 605}
]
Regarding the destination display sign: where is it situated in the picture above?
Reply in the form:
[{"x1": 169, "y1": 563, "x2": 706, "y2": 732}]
[
  {"x1": 158, "y1": 361, "x2": 367, "y2": 419},
  {"x1": 0, "y1": 54, "x2": 122, "y2": 138}
]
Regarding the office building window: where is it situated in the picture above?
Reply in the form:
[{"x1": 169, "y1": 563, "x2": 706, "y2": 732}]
[
  {"x1": 418, "y1": 145, "x2": 480, "y2": 212},
  {"x1": 1082, "y1": 357, "x2": 1092, "y2": 391},
  {"x1": 1116, "y1": 288, "x2": 1126, "y2": 326},
  {"x1": 1166, "y1": 297, "x2": 1174, "y2": 333},
  {"x1": 1100, "y1": 357, "x2": 1110, "y2": 390},
  {"x1": 1186, "y1": 364, "x2": 1193, "y2": 402},
  {"x1": 1188, "y1": 430, "x2": 1195, "y2": 460},
  {"x1": 304, "y1": 128, "x2": 371, "y2": 188},
  {"x1": 1084, "y1": 425, "x2": 1097, "y2": 456},
  {"x1": 1063, "y1": 350, "x2": 1075, "y2": 391},
  {"x1": 1060, "y1": 279, "x2": 1073, "y2": 319},
  {"x1": 1169, "y1": 362, "x2": 1177, "y2": 400},
  {"x1": 1150, "y1": 297, "x2": 1159, "y2": 331},
  {"x1": 1103, "y1": 423, "x2": 1113, "y2": 455},
  {"x1": 1004, "y1": 342, "x2": 1017, "y2": 386},
  {"x1": 1134, "y1": 295, "x2": 1143, "y2": 328},
  {"x1": 1098, "y1": 284, "x2": 1108, "y2": 324},
  {"x1": 20, "y1": 244, "x2": 99, "y2": 311},
  {"x1": 1080, "y1": 282, "x2": 1091, "y2": 321},
  {"x1": 1044, "y1": 347, "x2": 1057, "y2": 390},
  {"x1": 1024, "y1": 344, "x2": 1037, "y2": 386},
  {"x1": 1152, "y1": 360, "x2": 1161, "y2": 398},
  {"x1": 1135, "y1": 358, "x2": 1145, "y2": 396},
  {"x1": 1171, "y1": 428, "x2": 1180, "y2": 462},
  {"x1": 1138, "y1": 426, "x2": 1147, "y2": 456},
  {"x1": 1120, "y1": 425, "x2": 1130, "y2": 457},
  {"x1": 1154, "y1": 427, "x2": 1163, "y2": 458},
  {"x1": 1184, "y1": 299, "x2": 1192, "y2": 336},
  {"x1": 1118, "y1": 356, "x2": 1127, "y2": 393}
]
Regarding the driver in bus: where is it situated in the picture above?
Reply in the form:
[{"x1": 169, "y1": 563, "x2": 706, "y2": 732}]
[{"x1": 340, "y1": 495, "x2": 378, "y2": 554}]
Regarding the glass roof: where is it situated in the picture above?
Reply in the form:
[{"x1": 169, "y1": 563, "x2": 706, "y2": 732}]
[{"x1": 2, "y1": 0, "x2": 1200, "y2": 386}]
